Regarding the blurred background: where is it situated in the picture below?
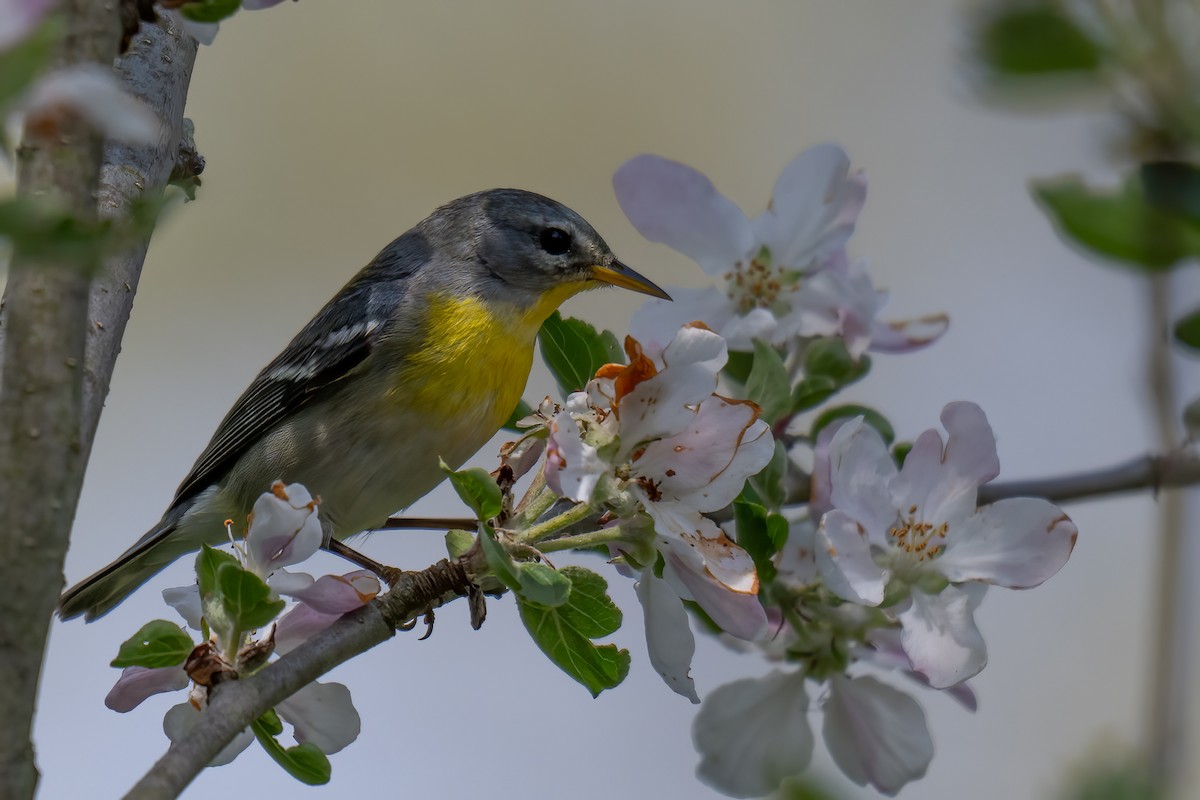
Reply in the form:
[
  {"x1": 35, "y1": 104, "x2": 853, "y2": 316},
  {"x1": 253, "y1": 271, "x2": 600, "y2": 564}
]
[{"x1": 31, "y1": 0, "x2": 1200, "y2": 797}]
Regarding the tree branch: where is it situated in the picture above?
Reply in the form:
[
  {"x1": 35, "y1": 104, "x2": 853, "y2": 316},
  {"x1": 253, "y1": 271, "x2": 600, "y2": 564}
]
[
  {"x1": 123, "y1": 558, "x2": 485, "y2": 800},
  {"x1": 976, "y1": 451, "x2": 1200, "y2": 505},
  {"x1": 0, "y1": 11, "x2": 197, "y2": 800}
]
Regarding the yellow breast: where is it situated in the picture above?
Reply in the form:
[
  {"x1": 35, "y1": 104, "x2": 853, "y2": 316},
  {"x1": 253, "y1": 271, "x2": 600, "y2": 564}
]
[{"x1": 395, "y1": 286, "x2": 582, "y2": 428}]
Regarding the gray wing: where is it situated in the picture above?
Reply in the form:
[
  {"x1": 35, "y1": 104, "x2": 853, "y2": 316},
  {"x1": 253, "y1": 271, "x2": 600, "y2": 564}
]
[{"x1": 169, "y1": 231, "x2": 431, "y2": 508}]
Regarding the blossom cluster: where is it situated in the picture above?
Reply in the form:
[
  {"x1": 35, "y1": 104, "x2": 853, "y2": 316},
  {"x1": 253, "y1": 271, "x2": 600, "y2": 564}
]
[
  {"x1": 106, "y1": 482, "x2": 374, "y2": 777},
  {"x1": 515, "y1": 145, "x2": 1078, "y2": 796}
]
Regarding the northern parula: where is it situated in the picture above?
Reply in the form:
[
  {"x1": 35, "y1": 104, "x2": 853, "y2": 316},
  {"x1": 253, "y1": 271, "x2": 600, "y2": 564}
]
[{"x1": 58, "y1": 189, "x2": 668, "y2": 620}]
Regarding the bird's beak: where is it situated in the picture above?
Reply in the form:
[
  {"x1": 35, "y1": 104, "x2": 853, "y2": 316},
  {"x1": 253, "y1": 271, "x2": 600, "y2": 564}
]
[{"x1": 589, "y1": 259, "x2": 672, "y2": 300}]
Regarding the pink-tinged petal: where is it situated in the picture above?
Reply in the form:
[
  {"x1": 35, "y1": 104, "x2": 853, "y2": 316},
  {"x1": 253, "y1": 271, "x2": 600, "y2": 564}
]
[
  {"x1": 938, "y1": 497, "x2": 1077, "y2": 588},
  {"x1": 816, "y1": 510, "x2": 886, "y2": 606},
  {"x1": 828, "y1": 418, "x2": 899, "y2": 543},
  {"x1": 105, "y1": 666, "x2": 188, "y2": 713},
  {"x1": 635, "y1": 572, "x2": 699, "y2": 703},
  {"x1": 775, "y1": 517, "x2": 817, "y2": 585},
  {"x1": 629, "y1": 286, "x2": 735, "y2": 355},
  {"x1": 21, "y1": 65, "x2": 163, "y2": 143},
  {"x1": 544, "y1": 411, "x2": 606, "y2": 502},
  {"x1": 618, "y1": 367, "x2": 717, "y2": 455},
  {"x1": 897, "y1": 585, "x2": 987, "y2": 689},
  {"x1": 887, "y1": 428, "x2": 945, "y2": 518},
  {"x1": 752, "y1": 144, "x2": 867, "y2": 271},
  {"x1": 651, "y1": 507, "x2": 759, "y2": 595},
  {"x1": 894, "y1": 403, "x2": 999, "y2": 526},
  {"x1": 0, "y1": 0, "x2": 54, "y2": 51},
  {"x1": 267, "y1": 568, "x2": 314, "y2": 596},
  {"x1": 783, "y1": 264, "x2": 881, "y2": 357},
  {"x1": 693, "y1": 670, "x2": 814, "y2": 798},
  {"x1": 638, "y1": 398, "x2": 773, "y2": 512},
  {"x1": 869, "y1": 314, "x2": 949, "y2": 354},
  {"x1": 613, "y1": 154, "x2": 755, "y2": 276},
  {"x1": 246, "y1": 482, "x2": 323, "y2": 574},
  {"x1": 857, "y1": 629, "x2": 978, "y2": 712},
  {"x1": 280, "y1": 571, "x2": 381, "y2": 614},
  {"x1": 274, "y1": 602, "x2": 341, "y2": 655},
  {"x1": 660, "y1": 542, "x2": 768, "y2": 642},
  {"x1": 277, "y1": 681, "x2": 361, "y2": 755},
  {"x1": 163, "y1": 702, "x2": 254, "y2": 766},
  {"x1": 499, "y1": 435, "x2": 546, "y2": 481},
  {"x1": 823, "y1": 675, "x2": 933, "y2": 796},
  {"x1": 660, "y1": 322, "x2": 729, "y2": 373},
  {"x1": 162, "y1": 585, "x2": 203, "y2": 631}
]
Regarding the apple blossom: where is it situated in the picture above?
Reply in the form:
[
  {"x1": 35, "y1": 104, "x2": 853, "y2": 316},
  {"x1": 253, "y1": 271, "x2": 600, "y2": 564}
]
[{"x1": 817, "y1": 401, "x2": 1077, "y2": 687}]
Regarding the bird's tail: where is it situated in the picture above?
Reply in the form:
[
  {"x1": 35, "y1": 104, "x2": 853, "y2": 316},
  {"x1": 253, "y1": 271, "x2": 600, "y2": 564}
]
[{"x1": 58, "y1": 510, "x2": 197, "y2": 622}]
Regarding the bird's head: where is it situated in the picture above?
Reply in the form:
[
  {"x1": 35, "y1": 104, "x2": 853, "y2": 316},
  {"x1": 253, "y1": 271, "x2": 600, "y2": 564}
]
[{"x1": 421, "y1": 188, "x2": 669, "y2": 319}]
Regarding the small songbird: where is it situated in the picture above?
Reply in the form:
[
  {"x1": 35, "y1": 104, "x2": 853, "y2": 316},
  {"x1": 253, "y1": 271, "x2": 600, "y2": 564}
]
[{"x1": 59, "y1": 189, "x2": 668, "y2": 620}]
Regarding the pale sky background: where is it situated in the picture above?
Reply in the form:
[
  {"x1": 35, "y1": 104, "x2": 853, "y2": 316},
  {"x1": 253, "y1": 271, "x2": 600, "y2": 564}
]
[{"x1": 29, "y1": 1, "x2": 1200, "y2": 798}]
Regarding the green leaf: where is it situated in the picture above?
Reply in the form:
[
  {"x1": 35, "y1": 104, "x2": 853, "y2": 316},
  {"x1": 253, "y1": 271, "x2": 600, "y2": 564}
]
[
  {"x1": 196, "y1": 545, "x2": 240, "y2": 600},
  {"x1": 251, "y1": 714, "x2": 331, "y2": 785},
  {"x1": 892, "y1": 441, "x2": 913, "y2": 467},
  {"x1": 180, "y1": 0, "x2": 242, "y2": 23},
  {"x1": 439, "y1": 459, "x2": 502, "y2": 520},
  {"x1": 515, "y1": 562, "x2": 573, "y2": 608},
  {"x1": 111, "y1": 620, "x2": 194, "y2": 668},
  {"x1": 257, "y1": 708, "x2": 284, "y2": 736},
  {"x1": 744, "y1": 340, "x2": 792, "y2": 423},
  {"x1": 804, "y1": 338, "x2": 868, "y2": 386},
  {"x1": 537, "y1": 312, "x2": 624, "y2": 397},
  {"x1": 1175, "y1": 309, "x2": 1200, "y2": 352},
  {"x1": 501, "y1": 398, "x2": 535, "y2": 432},
  {"x1": 979, "y1": 7, "x2": 1101, "y2": 77},
  {"x1": 518, "y1": 566, "x2": 629, "y2": 696},
  {"x1": 445, "y1": 529, "x2": 475, "y2": 559},
  {"x1": 722, "y1": 349, "x2": 755, "y2": 385},
  {"x1": 478, "y1": 526, "x2": 522, "y2": 591},
  {"x1": 732, "y1": 499, "x2": 782, "y2": 583},
  {"x1": 1142, "y1": 162, "x2": 1200, "y2": 223},
  {"x1": 811, "y1": 404, "x2": 895, "y2": 445},
  {"x1": 1034, "y1": 175, "x2": 1200, "y2": 271},
  {"x1": 791, "y1": 375, "x2": 837, "y2": 412},
  {"x1": 216, "y1": 562, "x2": 286, "y2": 632},
  {"x1": 749, "y1": 439, "x2": 788, "y2": 510}
]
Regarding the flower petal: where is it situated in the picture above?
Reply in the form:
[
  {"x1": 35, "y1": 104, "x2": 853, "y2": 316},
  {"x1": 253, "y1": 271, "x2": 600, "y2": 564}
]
[
  {"x1": 613, "y1": 154, "x2": 755, "y2": 276},
  {"x1": 816, "y1": 509, "x2": 886, "y2": 605},
  {"x1": 162, "y1": 584, "x2": 203, "y2": 631},
  {"x1": 277, "y1": 681, "x2": 361, "y2": 755},
  {"x1": 544, "y1": 411, "x2": 606, "y2": 502},
  {"x1": 892, "y1": 402, "x2": 998, "y2": 525},
  {"x1": 0, "y1": 0, "x2": 54, "y2": 51},
  {"x1": 637, "y1": 397, "x2": 773, "y2": 512},
  {"x1": 897, "y1": 585, "x2": 987, "y2": 688},
  {"x1": 163, "y1": 702, "x2": 254, "y2": 766},
  {"x1": 752, "y1": 144, "x2": 867, "y2": 271},
  {"x1": 635, "y1": 571, "x2": 699, "y2": 703},
  {"x1": 938, "y1": 497, "x2": 1077, "y2": 588},
  {"x1": 246, "y1": 482, "x2": 324, "y2": 575},
  {"x1": 823, "y1": 675, "x2": 933, "y2": 795},
  {"x1": 278, "y1": 570, "x2": 381, "y2": 614},
  {"x1": 774, "y1": 517, "x2": 817, "y2": 586},
  {"x1": 274, "y1": 602, "x2": 341, "y2": 655},
  {"x1": 105, "y1": 666, "x2": 188, "y2": 713},
  {"x1": 828, "y1": 417, "x2": 899, "y2": 543},
  {"x1": 629, "y1": 286, "x2": 736, "y2": 356},
  {"x1": 659, "y1": 540, "x2": 767, "y2": 642},
  {"x1": 869, "y1": 314, "x2": 949, "y2": 354},
  {"x1": 693, "y1": 670, "x2": 814, "y2": 798}
]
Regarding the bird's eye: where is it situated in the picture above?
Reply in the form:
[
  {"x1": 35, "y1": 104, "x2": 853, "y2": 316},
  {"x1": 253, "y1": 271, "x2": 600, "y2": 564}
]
[{"x1": 539, "y1": 227, "x2": 572, "y2": 256}]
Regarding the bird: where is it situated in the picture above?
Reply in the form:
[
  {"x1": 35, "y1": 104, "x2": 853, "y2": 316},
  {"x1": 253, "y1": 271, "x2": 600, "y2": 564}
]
[{"x1": 59, "y1": 188, "x2": 669, "y2": 621}]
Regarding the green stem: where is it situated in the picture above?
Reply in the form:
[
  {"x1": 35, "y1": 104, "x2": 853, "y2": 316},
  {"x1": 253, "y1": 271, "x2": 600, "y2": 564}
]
[
  {"x1": 515, "y1": 501, "x2": 595, "y2": 543},
  {"x1": 537, "y1": 526, "x2": 628, "y2": 553},
  {"x1": 512, "y1": 476, "x2": 555, "y2": 528}
]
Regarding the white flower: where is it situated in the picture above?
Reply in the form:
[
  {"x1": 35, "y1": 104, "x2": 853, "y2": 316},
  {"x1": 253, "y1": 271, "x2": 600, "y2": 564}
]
[
  {"x1": 545, "y1": 325, "x2": 773, "y2": 641},
  {"x1": 614, "y1": 145, "x2": 946, "y2": 354},
  {"x1": 245, "y1": 481, "x2": 323, "y2": 578},
  {"x1": 816, "y1": 402, "x2": 1078, "y2": 687},
  {"x1": 273, "y1": 570, "x2": 381, "y2": 654}
]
